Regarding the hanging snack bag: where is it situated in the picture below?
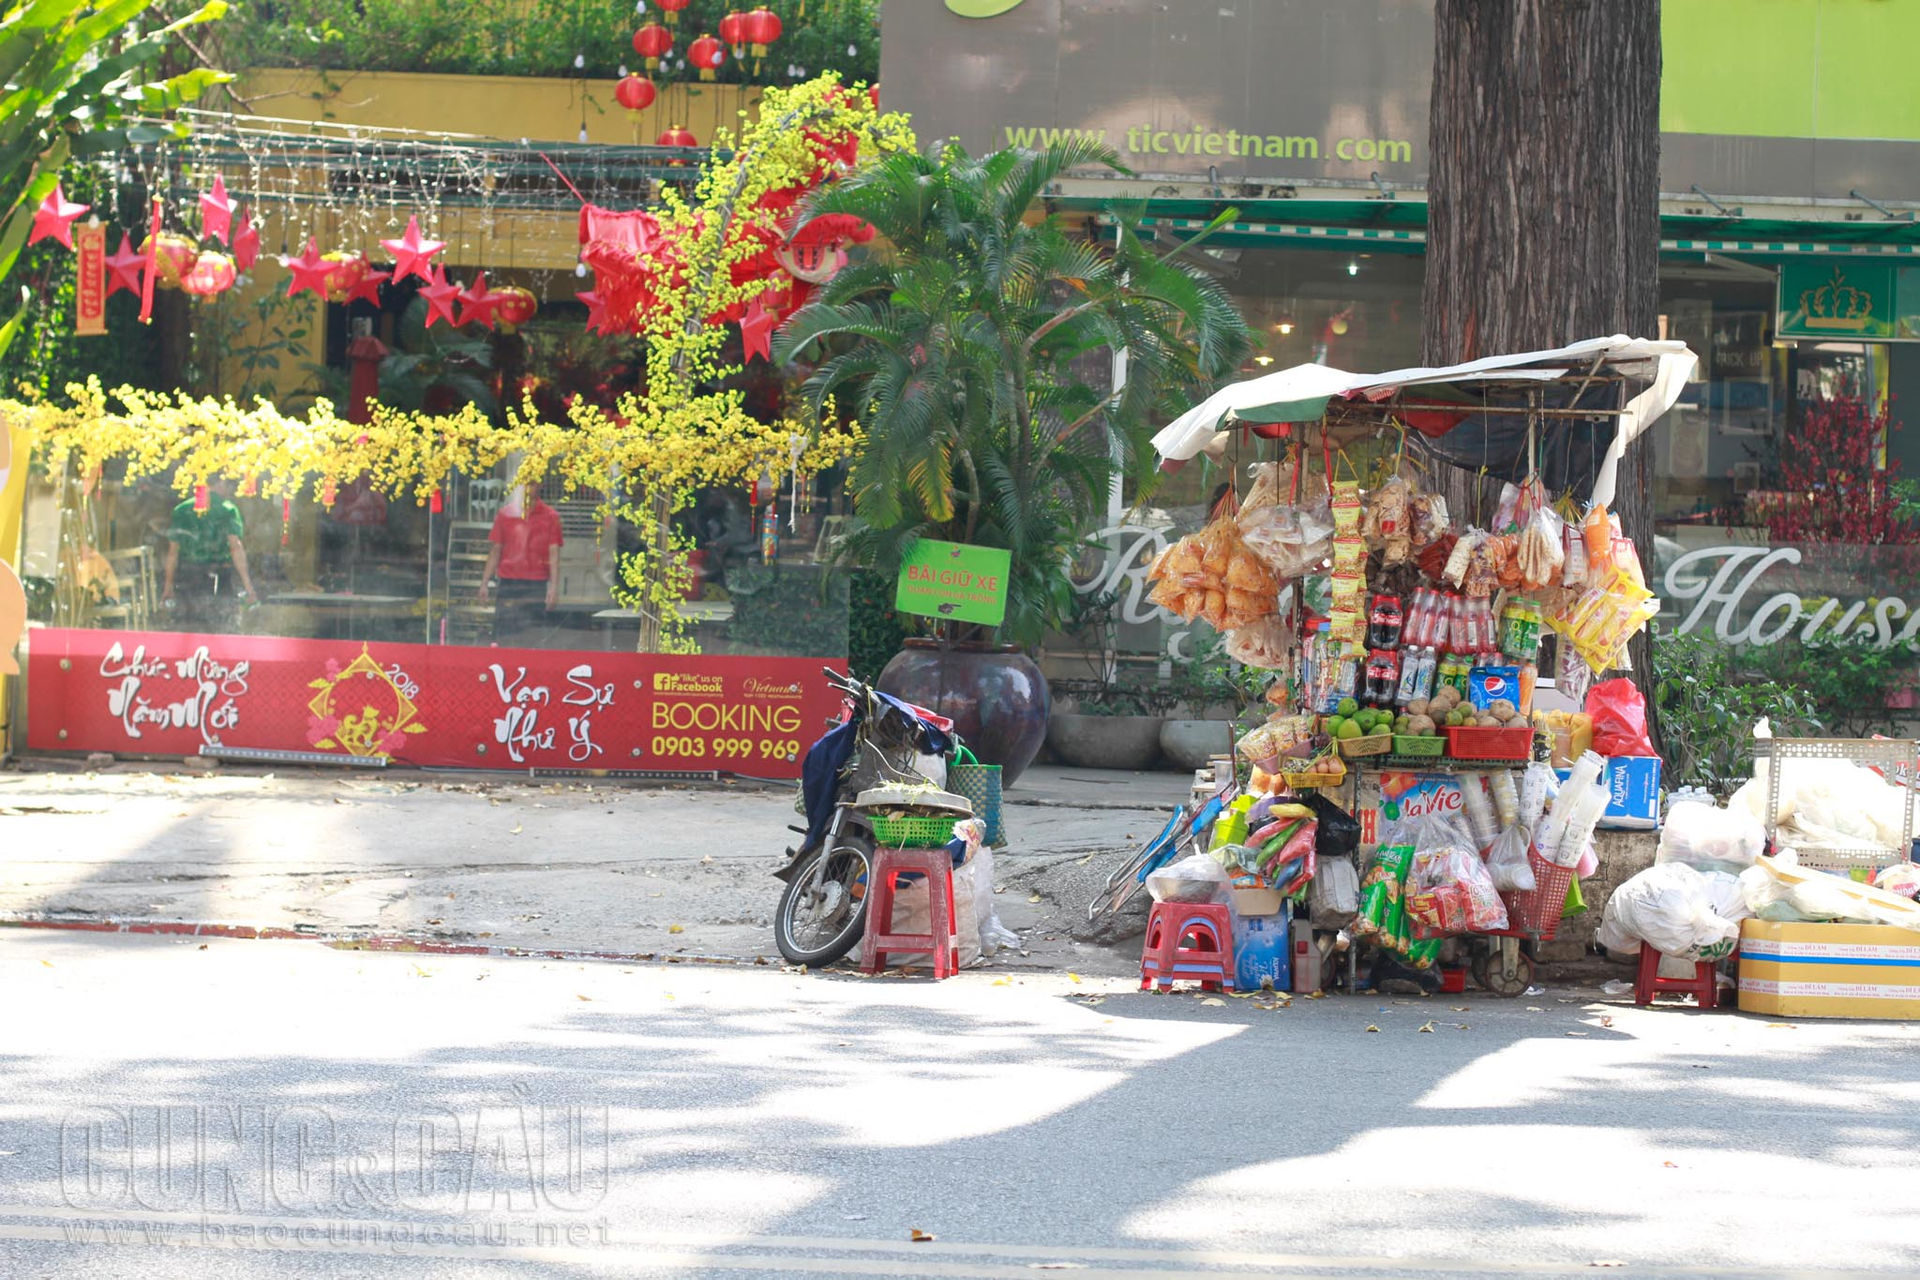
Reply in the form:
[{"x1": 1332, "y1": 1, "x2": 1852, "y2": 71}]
[
  {"x1": 1363, "y1": 475, "x2": 1414, "y2": 565},
  {"x1": 1444, "y1": 528, "x2": 1482, "y2": 589}
]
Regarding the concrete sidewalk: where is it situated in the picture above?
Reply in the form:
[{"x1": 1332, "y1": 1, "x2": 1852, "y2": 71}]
[{"x1": 0, "y1": 760, "x2": 1193, "y2": 972}]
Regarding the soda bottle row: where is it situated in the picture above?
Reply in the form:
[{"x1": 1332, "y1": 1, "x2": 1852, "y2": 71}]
[{"x1": 1400, "y1": 588, "x2": 1498, "y2": 654}]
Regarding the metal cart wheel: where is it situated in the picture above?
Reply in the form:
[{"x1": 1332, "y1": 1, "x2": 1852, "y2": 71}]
[{"x1": 1480, "y1": 937, "x2": 1534, "y2": 998}]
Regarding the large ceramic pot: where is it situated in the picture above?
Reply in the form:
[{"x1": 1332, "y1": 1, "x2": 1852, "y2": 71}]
[
  {"x1": 876, "y1": 640, "x2": 1050, "y2": 786},
  {"x1": 1158, "y1": 718, "x2": 1234, "y2": 771},
  {"x1": 1046, "y1": 712, "x2": 1163, "y2": 771}
]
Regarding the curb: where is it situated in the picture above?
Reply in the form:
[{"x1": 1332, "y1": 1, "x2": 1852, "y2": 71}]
[{"x1": 0, "y1": 916, "x2": 768, "y2": 969}]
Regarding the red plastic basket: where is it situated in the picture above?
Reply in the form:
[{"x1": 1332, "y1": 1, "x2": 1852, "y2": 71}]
[
  {"x1": 1491, "y1": 850, "x2": 1577, "y2": 940},
  {"x1": 1445, "y1": 724, "x2": 1534, "y2": 761}
]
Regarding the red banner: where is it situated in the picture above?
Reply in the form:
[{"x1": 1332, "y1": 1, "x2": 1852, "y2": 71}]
[
  {"x1": 26, "y1": 628, "x2": 844, "y2": 778},
  {"x1": 74, "y1": 221, "x2": 105, "y2": 337}
]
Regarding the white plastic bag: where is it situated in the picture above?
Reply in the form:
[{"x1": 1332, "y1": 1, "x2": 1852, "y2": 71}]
[
  {"x1": 1657, "y1": 801, "x2": 1765, "y2": 875},
  {"x1": 962, "y1": 845, "x2": 1020, "y2": 956},
  {"x1": 1147, "y1": 851, "x2": 1232, "y2": 904},
  {"x1": 1310, "y1": 856, "x2": 1359, "y2": 928},
  {"x1": 1740, "y1": 852, "x2": 1920, "y2": 931},
  {"x1": 1596, "y1": 862, "x2": 1746, "y2": 960},
  {"x1": 1486, "y1": 823, "x2": 1537, "y2": 893}
]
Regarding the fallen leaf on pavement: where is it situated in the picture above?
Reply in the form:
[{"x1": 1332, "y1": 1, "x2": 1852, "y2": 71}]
[
  {"x1": 1067, "y1": 973, "x2": 1081, "y2": 984},
  {"x1": 843, "y1": 1214, "x2": 867, "y2": 1221},
  {"x1": 1526, "y1": 1006, "x2": 1545, "y2": 1012},
  {"x1": 1306, "y1": 991, "x2": 1326, "y2": 1000},
  {"x1": 1600, "y1": 1016, "x2": 1614, "y2": 1028},
  {"x1": 1364, "y1": 1025, "x2": 1380, "y2": 1033},
  {"x1": 1451, "y1": 1006, "x2": 1469, "y2": 1012},
  {"x1": 40, "y1": 960, "x2": 51, "y2": 968},
  {"x1": 1200, "y1": 997, "x2": 1226, "y2": 1007},
  {"x1": 510, "y1": 824, "x2": 523, "y2": 835},
  {"x1": 1417, "y1": 1021, "x2": 1435, "y2": 1033},
  {"x1": 1663, "y1": 1161, "x2": 1678, "y2": 1168},
  {"x1": 1566, "y1": 1031, "x2": 1589, "y2": 1037},
  {"x1": 576, "y1": 994, "x2": 592, "y2": 1002},
  {"x1": 1591, "y1": 1263, "x2": 1625, "y2": 1269},
  {"x1": 411, "y1": 965, "x2": 433, "y2": 978},
  {"x1": 910, "y1": 1229, "x2": 936, "y2": 1242},
  {"x1": 668, "y1": 924, "x2": 685, "y2": 934},
  {"x1": 700, "y1": 854, "x2": 713, "y2": 864},
  {"x1": 198, "y1": 944, "x2": 208, "y2": 951},
  {"x1": 1031, "y1": 1264, "x2": 1088, "y2": 1271},
  {"x1": 991, "y1": 977, "x2": 1011, "y2": 986},
  {"x1": 1028, "y1": 892, "x2": 1042, "y2": 903},
  {"x1": 1456, "y1": 1024, "x2": 1470, "y2": 1030},
  {"x1": 1075, "y1": 853, "x2": 1094, "y2": 865}
]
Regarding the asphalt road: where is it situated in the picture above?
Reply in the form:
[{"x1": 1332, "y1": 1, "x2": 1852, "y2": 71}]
[{"x1": 1, "y1": 929, "x2": 1916, "y2": 1279}]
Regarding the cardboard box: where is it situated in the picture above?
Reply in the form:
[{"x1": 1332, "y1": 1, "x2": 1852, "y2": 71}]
[
  {"x1": 1234, "y1": 911, "x2": 1290, "y2": 992},
  {"x1": 1738, "y1": 919, "x2": 1920, "y2": 1020},
  {"x1": 1555, "y1": 756, "x2": 1662, "y2": 830}
]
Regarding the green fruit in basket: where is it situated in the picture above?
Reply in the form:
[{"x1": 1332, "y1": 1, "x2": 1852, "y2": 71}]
[
  {"x1": 1324, "y1": 715, "x2": 1347, "y2": 737},
  {"x1": 1395, "y1": 715, "x2": 1411, "y2": 733},
  {"x1": 1337, "y1": 696, "x2": 1359, "y2": 718},
  {"x1": 1336, "y1": 719, "x2": 1363, "y2": 740}
]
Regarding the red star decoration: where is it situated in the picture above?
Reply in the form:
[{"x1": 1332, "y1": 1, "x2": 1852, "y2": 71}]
[
  {"x1": 28, "y1": 182, "x2": 89, "y2": 249},
  {"x1": 105, "y1": 232, "x2": 146, "y2": 297},
  {"x1": 344, "y1": 266, "x2": 391, "y2": 308},
  {"x1": 281, "y1": 237, "x2": 334, "y2": 300},
  {"x1": 420, "y1": 265, "x2": 463, "y2": 329},
  {"x1": 199, "y1": 175, "x2": 235, "y2": 245},
  {"x1": 577, "y1": 289, "x2": 611, "y2": 335},
  {"x1": 232, "y1": 208, "x2": 260, "y2": 272},
  {"x1": 381, "y1": 216, "x2": 446, "y2": 284},
  {"x1": 740, "y1": 293, "x2": 779, "y2": 363},
  {"x1": 457, "y1": 272, "x2": 503, "y2": 329}
]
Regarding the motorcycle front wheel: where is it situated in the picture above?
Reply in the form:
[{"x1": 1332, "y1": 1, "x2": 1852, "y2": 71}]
[{"x1": 773, "y1": 836, "x2": 873, "y2": 966}]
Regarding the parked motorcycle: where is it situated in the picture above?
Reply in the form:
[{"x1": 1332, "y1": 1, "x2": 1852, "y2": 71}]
[{"x1": 773, "y1": 667, "x2": 957, "y2": 966}]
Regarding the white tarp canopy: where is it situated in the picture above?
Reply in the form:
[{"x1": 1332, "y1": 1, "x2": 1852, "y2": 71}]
[{"x1": 1149, "y1": 334, "x2": 1699, "y2": 507}]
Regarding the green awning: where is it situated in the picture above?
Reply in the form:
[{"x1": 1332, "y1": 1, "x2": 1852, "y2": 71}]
[{"x1": 1090, "y1": 200, "x2": 1920, "y2": 258}]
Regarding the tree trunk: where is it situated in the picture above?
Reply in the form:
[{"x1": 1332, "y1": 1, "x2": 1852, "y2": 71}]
[{"x1": 1423, "y1": 0, "x2": 1663, "y2": 733}]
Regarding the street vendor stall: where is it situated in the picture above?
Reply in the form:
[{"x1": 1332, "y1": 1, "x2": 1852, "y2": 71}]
[{"x1": 1108, "y1": 335, "x2": 1696, "y2": 996}]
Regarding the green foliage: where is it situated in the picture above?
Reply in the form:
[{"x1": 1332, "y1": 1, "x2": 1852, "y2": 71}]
[
  {"x1": 210, "y1": 0, "x2": 878, "y2": 85},
  {"x1": 184, "y1": 281, "x2": 314, "y2": 403},
  {"x1": 1649, "y1": 626, "x2": 1823, "y2": 796},
  {"x1": 777, "y1": 138, "x2": 1251, "y2": 648},
  {"x1": 0, "y1": 171, "x2": 161, "y2": 397},
  {"x1": 1748, "y1": 632, "x2": 1914, "y2": 741},
  {"x1": 726, "y1": 560, "x2": 849, "y2": 658},
  {"x1": 1, "y1": 0, "x2": 231, "y2": 361},
  {"x1": 845, "y1": 568, "x2": 906, "y2": 680}
]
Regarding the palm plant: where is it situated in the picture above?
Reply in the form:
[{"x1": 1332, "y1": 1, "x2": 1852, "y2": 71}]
[{"x1": 774, "y1": 138, "x2": 1249, "y2": 646}]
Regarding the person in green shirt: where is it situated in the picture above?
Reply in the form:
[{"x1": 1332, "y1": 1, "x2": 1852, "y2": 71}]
[{"x1": 162, "y1": 476, "x2": 256, "y2": 631}]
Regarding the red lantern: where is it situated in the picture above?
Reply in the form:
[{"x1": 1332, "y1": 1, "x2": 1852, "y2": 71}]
[
  {"x1": 631, "y1": 22, "x2": 672, "y2": 70},
  {"x1": 321, "y1": 251, "x2": 369, "y2": 303},
  {"x1": 180, "y1": 251, "x2": 237, "y2": 297},
  {"x1": 614, "y1": 73, "x2": 656, "y2": 116},
  {"x1": 743, "y1": 6, "x2": 782, "y2": 55},
  {"x1": 493, "y1": 286, "x2": 539, "y2": 332},
  {"x1": 656, "y1": 0, "x2": 691, "y2": 23},
  {"x1": 687, "y1": 33, "x2": 725, "y2": 81},
  {"x1": 141, "y1": 232, "x2": 200, "y2": 290},
  {"x1": 718, "y1": 10, "x2": 750, "y2": 56},
  {"x1": 657, "y1": 125, "x2": 698, "y2": 148}
]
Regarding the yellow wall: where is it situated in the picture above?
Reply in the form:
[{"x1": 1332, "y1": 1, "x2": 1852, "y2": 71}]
[{"x1": 232, "y1": 68, "x2": 763, "y2": 150}]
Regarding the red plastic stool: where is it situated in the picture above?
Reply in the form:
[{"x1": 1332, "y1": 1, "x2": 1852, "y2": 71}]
[
  {"x1": 1140, "y1": 901, "x2": 1236, "y2": 992},
  {"x1": 860, "y1": 847, "x2": 959, "y2": 979},
  {"x1": 1634, "y1": 945, "x2": 1718, "y2": 1009}
]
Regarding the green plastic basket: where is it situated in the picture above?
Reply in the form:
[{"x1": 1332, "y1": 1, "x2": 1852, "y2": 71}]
[
  {"x1": 868, "y1": 811, "x2": 962, "y2": 848},
  {"x1": 1392, "y1": 734, "x2": 1448, "y2": 757}
]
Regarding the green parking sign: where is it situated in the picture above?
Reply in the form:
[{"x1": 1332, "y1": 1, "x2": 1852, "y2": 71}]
[{"x1": 895, "y1": 539, "x2": 1011, "y2": 627}]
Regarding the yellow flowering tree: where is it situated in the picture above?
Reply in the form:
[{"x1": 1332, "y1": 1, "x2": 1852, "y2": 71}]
[{"x1": 6, "y1": 73, "x2": 914, "y2": 653}]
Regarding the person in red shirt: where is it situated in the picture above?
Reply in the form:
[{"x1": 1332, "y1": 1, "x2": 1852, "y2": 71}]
[{"x1": 478, "y1": 493, "x2": 564, "y2": 641}]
